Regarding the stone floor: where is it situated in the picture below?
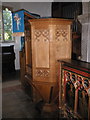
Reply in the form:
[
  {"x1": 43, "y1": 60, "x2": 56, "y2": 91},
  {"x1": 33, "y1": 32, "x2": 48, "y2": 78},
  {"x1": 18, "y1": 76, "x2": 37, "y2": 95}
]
[{"x1": 2, "y1": 71, "x2": 59, "y2": 119}]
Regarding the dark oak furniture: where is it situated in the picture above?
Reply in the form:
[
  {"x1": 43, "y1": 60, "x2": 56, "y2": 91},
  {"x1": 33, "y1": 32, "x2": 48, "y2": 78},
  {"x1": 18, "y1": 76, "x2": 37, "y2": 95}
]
[
  {"x1": 58, "y1": 59, "x2": 90, "y2": 119},
  {"x1": 2, "y1": 45, "x2": 15, "y2": 73}
]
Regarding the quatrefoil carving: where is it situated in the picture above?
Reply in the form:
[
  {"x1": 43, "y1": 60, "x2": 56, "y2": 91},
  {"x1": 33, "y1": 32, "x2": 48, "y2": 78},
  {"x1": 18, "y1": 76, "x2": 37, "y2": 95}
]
[
  {"x1": 55, "y1": 26, "x2": 68, "y2": 41},
  {"x1": 34, "y1": 29, "x2": 50, "y2": 42},
  {"x1": 35, "y1": 69, "x2": 50, "y2": 77}
]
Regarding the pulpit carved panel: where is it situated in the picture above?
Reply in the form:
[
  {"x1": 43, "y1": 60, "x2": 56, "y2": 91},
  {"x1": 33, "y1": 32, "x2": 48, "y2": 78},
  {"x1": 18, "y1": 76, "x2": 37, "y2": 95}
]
[
  {"x1": 55, "y1": 25, "x2": 68, "y2": 41},
  {"x1": 34, "y1": 29, "x2": 50, "y2": 42},
  {"x1": 34, "y1": 29, "x2": 50, "y2": 68},
  {"x1": 29, "y1": 18, "x2": 72, "y2": 102},
  {"x1": 35, "y1": 69, "x2": 50, "y2": 77}
]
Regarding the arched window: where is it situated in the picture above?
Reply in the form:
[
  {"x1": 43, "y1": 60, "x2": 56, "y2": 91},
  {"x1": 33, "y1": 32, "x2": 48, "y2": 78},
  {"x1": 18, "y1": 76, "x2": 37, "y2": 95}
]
[{"x1": 2, "y1": 6, "x2": 14, "y2": 42}]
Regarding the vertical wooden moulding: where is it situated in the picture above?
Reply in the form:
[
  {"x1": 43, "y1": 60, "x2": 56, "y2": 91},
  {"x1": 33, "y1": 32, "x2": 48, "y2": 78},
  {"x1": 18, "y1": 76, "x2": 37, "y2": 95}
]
[
  {"x1": 68, "y1": 25, "x2": 72, "y2": 59},
  {"x1": 64, "y1": 70, "x2": 67, "y2": 104},
  {"x1": 30, "y1": 26, "x2": 35, "y2": 79},
  {"x1": 88, "y1": 95, "x2": 90, "y2": 120},
  {"x1": 59, "y1": 62, "x2": 63, "y2": 108},
  {"x1": 74, "y1": 89, "x2": 78, "y2": 113}
]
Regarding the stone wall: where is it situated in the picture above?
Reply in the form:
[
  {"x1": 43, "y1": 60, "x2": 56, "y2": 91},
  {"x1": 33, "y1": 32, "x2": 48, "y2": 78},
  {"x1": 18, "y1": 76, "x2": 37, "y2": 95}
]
[{"x1": 78, "y1": 2, "x2": 90, "y2": 62}]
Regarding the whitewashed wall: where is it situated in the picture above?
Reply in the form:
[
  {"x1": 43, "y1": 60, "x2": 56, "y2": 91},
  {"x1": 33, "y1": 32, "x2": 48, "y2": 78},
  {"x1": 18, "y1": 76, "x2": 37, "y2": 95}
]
[
  {"x1": 2, "y1": 2, "x2": 21, "y2": 11},
  {"x1": 2, "y1": 2, "x2": 52, "y2": 70},
  {"x1": 19, "y1": 2, "x2": 51, "y2": 17}
]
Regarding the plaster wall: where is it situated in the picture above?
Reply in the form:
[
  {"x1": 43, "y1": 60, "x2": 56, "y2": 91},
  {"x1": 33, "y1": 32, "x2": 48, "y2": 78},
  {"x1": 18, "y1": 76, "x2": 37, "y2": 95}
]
[{"x1": 1, "y1": 2, "x2": 52, "y2": 69}]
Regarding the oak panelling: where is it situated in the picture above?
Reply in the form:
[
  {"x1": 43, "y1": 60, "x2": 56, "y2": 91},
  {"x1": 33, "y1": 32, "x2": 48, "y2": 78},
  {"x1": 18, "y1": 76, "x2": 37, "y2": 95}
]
[
  {"x1": 29, "y1": 18, "x2": 72, "y2": 102},
  {"x1": 34, "y1": 29, "x2": 50, "y2": 68}
]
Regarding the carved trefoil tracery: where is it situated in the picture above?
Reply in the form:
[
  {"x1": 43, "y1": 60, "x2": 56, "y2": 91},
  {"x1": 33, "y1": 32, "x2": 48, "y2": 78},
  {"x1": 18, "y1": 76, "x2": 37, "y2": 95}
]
[
  {"x1": 35, "y1": 69, "x2": 50, "y2": 77},
  {"x1": 64, "y1": 70, "x2": 90, "y2": 96},
  {"x1": 34, "y1": 29, "x2": 50, "y2": 42},
  {"x1": 55, "y1": 25, "x2": 68, "y2": 41}
]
